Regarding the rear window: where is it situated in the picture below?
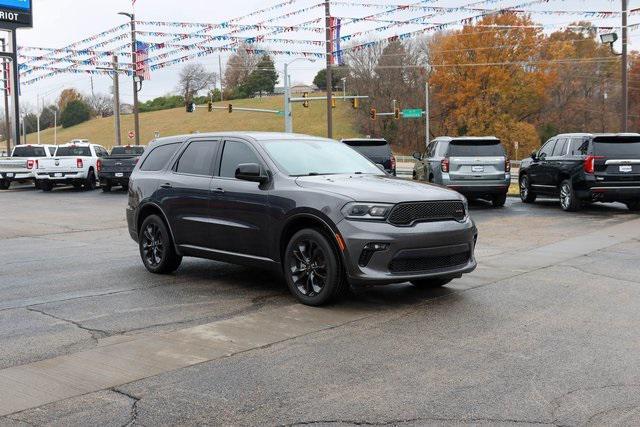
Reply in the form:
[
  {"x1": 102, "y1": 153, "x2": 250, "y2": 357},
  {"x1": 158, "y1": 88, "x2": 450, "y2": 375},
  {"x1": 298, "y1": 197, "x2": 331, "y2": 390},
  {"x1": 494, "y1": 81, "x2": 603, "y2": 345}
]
[
  {"x1": 140, "y1": 143, "x2": 181, "y2": 171},
  {"x1": 593, "y1": 137, "x2": 640, "y2": 159},
  {"x1": 343, "y1": 140, "x2": 391, "y2": 157},
  {"x1": 55, "y1": 146, "x2": 91, "y2": 157},
  {"x1": 111, "y1": 146, "x2": 145, "y2": 155},
  {"x1": 13, "y1": 146, "x2": 46, "y2": 157},
  {"x1": 447, "y1": 140, "x2": 505, "y2": 157}
]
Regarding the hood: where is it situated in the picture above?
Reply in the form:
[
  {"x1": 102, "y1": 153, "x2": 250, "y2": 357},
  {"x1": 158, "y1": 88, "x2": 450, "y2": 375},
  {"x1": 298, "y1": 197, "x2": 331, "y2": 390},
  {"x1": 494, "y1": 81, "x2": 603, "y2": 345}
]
[{"x1": 295, "y1": 174, "x2": 464, "y2": 203}]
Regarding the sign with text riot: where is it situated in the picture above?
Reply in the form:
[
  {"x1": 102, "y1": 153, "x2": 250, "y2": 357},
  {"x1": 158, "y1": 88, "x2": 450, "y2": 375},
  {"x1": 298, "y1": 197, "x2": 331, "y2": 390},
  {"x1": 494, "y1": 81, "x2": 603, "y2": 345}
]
[{"x1": 0, "y1": 0, "x2": 32, "y2": 27}]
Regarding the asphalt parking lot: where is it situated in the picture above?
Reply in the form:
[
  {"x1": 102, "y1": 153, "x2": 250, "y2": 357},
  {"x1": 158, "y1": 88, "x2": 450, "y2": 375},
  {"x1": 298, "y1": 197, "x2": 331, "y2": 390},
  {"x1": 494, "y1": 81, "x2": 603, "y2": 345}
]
[{"x1": 1, "y1": 186, "x2": 640, "y2": 426}]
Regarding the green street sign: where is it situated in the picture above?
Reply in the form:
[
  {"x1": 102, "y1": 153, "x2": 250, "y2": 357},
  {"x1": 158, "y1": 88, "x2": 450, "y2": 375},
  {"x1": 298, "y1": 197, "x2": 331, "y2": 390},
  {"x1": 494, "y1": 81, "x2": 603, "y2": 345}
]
[
  {"x1": 275, "y1": 111, "x2": 285, "y2": 116},
  {"x1": 402, "y1": 109, "x2": 423, "y2": 119}
]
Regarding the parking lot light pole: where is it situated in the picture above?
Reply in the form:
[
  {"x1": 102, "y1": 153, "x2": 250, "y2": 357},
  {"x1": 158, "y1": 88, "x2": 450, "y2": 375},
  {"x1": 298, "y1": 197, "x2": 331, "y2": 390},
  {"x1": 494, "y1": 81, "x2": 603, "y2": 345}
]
[
  {"x1": 119, "y1": 12, "x2": 141, "y2": 145},
  {"x1": 283, "y1": 58, "x2": 313, "y2": 133}
]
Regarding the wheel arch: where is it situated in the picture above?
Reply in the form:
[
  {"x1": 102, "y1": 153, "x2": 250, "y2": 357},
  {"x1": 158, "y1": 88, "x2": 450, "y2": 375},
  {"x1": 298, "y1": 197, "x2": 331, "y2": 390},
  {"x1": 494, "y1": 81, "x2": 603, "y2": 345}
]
[{"x1": 136, "y1": 202, "x2": 181, "y2": 255}]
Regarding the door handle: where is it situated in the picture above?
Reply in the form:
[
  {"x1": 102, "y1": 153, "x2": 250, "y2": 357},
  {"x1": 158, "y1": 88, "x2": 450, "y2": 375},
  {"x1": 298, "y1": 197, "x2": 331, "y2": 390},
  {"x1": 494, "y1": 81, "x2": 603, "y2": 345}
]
[
  {"x1": 212, "y1": 187, "x2": 225, "y2": 193},
  {"x1": 160, "y1": 183, "x2": 172, "y2": 189}
]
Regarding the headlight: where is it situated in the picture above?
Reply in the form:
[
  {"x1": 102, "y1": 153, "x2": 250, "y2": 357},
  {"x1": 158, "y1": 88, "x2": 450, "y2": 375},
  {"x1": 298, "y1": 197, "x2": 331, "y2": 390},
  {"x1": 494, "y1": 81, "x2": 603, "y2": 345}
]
[{"x1": 341, "y1": 202, "x2": 394, "y2": 221}]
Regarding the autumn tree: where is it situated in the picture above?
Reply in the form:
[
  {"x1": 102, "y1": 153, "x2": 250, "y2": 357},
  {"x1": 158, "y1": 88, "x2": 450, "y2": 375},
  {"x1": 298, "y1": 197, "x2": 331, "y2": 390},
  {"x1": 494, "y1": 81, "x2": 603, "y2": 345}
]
[{"x1": 57, "y1": 88, "x2": 82, "y2": 112}]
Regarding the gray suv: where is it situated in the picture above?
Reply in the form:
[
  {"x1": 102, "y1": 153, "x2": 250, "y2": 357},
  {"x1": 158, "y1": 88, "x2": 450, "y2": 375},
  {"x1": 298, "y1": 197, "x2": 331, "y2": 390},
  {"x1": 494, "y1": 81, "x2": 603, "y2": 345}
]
[{"x1": 413, "y1": 136, "x2": 511, "y2": 207}]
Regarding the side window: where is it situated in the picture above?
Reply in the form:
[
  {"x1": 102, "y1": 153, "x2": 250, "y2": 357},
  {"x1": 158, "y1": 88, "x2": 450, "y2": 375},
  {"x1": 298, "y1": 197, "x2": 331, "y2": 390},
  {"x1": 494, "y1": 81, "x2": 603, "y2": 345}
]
[
  {"x1": 552, "y1": 139, "x2": 568, "y2": 157},
  {"x1": 435, "y1": 142, "x2": 448, "y2": 157},
  {"x1": 568, "y1": 138, "x2": 589, "y2": 156},
  {"x1": 425, "y1": 142, "x2": 435, "y2": 158},
  {"x1": 175, "y1": 140, "x2": 219, "y2": 176},
  {"x1": 219, "y1": 141, "x2": 261, "y2": 178},
  {"x1": 140, "y1": 143, "x2": 181, "y2": 172},
  {"x1": 48, "y1": 147, "x2": 55, "y2": 156},
  {"x1": 539, "y1": 139, "x2": 556, "y2": 158}
]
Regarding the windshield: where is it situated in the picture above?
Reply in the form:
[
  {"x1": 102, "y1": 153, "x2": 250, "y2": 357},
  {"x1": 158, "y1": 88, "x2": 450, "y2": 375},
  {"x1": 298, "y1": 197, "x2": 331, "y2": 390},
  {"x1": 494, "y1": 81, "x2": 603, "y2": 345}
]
[
  {"x1": 13, "y1": 146, "x2": 46, "y2": 157},
  {"x1": 263, "y1": 139, "x2": 384, "y2": 176},
  {"x1": 111, "y1": 146, "x2": 145, "y2": 155},
  {"x1": 593, "y1": 137, "x2": 640, "y2": 159},
  {"x1": 55, "y1": 146, "x2": 91, "y2": 157},
  {"x1": 448, "y1": 140, "x2": 505, "y2": 157}
]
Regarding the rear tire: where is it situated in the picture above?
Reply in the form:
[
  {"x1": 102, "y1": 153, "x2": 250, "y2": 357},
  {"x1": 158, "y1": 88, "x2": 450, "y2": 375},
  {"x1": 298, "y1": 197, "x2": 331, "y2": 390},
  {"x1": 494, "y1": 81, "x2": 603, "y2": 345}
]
[
  {"x1": 284, "y1": 228, "x2": 348, "y2": 306},
  {"x1": 411, "y1": 277, "x2": 454, "y2": 289},
  {"x1": 40, "y1": 181, "x2": 52, "y2": 192},
  {"x1": 0, "y1": 179, "x2": 9, "y2": 190},
  {"x1": 519, "y1": 175, "x2": 536, "y2": 203},
  {"x1": 626, "y1": 201, "x2": 640, "y2": 212},
  {"x1": 559, "y1": 179, "x2": 581, "y2": 212},
  {"x1": 84, "y1": 170, "x2": 97, "y2": 191},
  {"x1": 102, "y1": 180, "x2": 112, "y2": 193},
  {"x1": 139, "y1": 215, "x2": 182, "y2": 274},
  {"x1": 492, "y1": 192, "x2": 507, "y2": 208}
]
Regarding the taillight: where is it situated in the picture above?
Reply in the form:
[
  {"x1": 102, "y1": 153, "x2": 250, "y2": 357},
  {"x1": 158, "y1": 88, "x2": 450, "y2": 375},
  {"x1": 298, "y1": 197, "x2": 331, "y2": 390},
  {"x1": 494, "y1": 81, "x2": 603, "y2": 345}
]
[
  {"x1": 27, "y1": 159, "x2": 35, "y2": 169},
  {"x1": 441, "y1": 158, "x2": 450, "y2": 173},
  {"x1": 96, "y1": 159, "x2": 102, "y2": 172},
  {"x1": 583, "y1": 155, "x2": 604, "y2": 174},
  {"x1": 505, "y1": 159, "x2": 511, "y2": 172},
  {"x1": 76, "y1": 158, "x2": 83, "y2": 169},
  {"x1": 390, "y1": 155, "x2": 396, "y2": 171}
]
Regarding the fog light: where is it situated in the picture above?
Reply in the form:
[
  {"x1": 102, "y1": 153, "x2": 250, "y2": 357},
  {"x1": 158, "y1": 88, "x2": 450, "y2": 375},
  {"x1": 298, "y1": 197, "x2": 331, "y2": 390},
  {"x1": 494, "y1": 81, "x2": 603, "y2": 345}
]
[{"x1": 358, "y1": 242, "x2": 389, "y2": 267}]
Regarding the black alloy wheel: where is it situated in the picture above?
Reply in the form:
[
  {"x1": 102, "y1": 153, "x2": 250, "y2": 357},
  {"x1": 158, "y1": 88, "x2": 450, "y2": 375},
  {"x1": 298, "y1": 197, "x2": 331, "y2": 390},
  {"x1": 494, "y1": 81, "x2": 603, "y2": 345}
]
[
  {"x1": 559, "y1": 179, "x2": 580, "y2": 212},
  {"x1": 139, "y1": 215, "x2": 182, "y2": 274},
  {"x1": 519, "y1": 175, "x2": 536, "y2": 203},
  {"x1": 284, "y1": 229, "x2": 347, "y2": 306}
]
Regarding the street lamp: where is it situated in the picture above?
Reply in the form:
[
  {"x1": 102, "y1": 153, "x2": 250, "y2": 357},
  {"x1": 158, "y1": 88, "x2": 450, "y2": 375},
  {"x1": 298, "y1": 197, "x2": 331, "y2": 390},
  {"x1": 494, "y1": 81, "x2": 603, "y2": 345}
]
[
  {"x1": 600, "y1": 33, "x2": 620, "y2": 55},
  {"x1": 283, "y1": 57, "x2": 314, "y2": 133},
  {"x1": 118, "y1": 11, "x2": 141, "y2": 145}
]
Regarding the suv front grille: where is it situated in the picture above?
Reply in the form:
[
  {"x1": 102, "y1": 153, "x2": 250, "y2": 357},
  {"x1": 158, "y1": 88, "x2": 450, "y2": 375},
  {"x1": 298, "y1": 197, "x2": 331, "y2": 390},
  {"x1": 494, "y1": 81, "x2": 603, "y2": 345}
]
[
  {"x1": 389, "y1": 251, "x2": 470, "y2": 273},
  {"x1": 388, "y1": 201, "x2": 466, "y2": 226}
]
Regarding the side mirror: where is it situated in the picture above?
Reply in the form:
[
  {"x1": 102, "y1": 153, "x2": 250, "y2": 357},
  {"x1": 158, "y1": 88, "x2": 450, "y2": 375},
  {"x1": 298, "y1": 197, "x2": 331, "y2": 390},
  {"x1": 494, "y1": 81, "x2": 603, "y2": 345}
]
[
  {"x1": 531, "y1": 151, "x2": 538, "y2": 161},
  {"x1": 412, "y1": 152, "x2": 422, "y2": 161},
  {"x1": 235, "y1": 163, "x2": 269, "y2": 184}
]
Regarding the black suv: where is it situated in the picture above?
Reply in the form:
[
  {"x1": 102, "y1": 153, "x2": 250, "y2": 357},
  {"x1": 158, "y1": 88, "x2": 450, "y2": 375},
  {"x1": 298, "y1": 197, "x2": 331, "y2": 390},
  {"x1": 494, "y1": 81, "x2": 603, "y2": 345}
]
[
  {"x1": 341, "y1": 138, "x2": 396, "y2": 175},
  {"x1": 127, "y1": 132, "x2": 477, "y2": 305},
  {"x1": 519, "y1": 133, "x2": 640, "y2": 211}
]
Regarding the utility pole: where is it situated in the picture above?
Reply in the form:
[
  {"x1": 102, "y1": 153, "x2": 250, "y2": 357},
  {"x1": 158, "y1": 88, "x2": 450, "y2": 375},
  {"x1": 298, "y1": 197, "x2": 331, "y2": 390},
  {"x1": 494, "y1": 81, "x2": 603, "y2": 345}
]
[
  {"x1": 425, "y1": 80, "x2": 430, "y2": 145},
  {"x1": 119, "y1": 12, "x2": 141, "y2": 145},
  {"x1": 2, "y1": 38, "x2": 10, "y2": 154},
  {"x1": 218, "y1": 55, "x2": 224, "y2": 102},
  {"x1": 284, "y1": 62, "x2": 291, "y2": 133},
  {"x1": 54, "y1": 110, "x2": 57, "y2": 145},
  {"x1": 621, "y1": 0, "x2": 628, "y2": 132},
  {"x1": 112, "y1": 54, "x2": 122, "y2": 146},
  {"x1": 324, "y1": 0, "x2": 333, "y2": 139},
  {"x1": 36, "y1": 94, "x2": 40, "y2": 145}
]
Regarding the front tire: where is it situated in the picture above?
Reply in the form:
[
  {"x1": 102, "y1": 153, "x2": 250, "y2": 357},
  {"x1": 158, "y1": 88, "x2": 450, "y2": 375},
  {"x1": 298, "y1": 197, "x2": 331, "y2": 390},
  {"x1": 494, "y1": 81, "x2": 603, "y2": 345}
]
[
  {"x1": 284, "y1": 229, "x2": 348, "y2": 306},
  {"x1": 492, "y1": 192, "x2": 507, "y2": 208},
  {"x1": 626, "y1": 201, "x2": 640, "y2": 212},
  {"x1": 411, "y1": 277, "x2": 454, "y2": 289},
  {"x1": 139, "y1": 215, "x2": 182, "y2": 274},
  {"x1": 519, "y1": 175, "x2": 536, "y2": 203},
  {"x1": 559, "y1": 179, "x2": 581, "y2": 212}
]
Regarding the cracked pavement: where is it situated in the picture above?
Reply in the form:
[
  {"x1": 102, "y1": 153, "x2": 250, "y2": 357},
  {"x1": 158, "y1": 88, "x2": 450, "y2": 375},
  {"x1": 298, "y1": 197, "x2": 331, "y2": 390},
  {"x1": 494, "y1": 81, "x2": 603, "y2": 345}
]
[{"x1": 1, "y1": 188, "x2": 640, "y2": 425}]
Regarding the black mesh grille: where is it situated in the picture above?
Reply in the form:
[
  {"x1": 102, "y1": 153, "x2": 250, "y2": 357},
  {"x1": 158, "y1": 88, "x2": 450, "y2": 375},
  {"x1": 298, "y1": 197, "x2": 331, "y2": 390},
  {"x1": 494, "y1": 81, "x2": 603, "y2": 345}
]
[
  {"x1": 388, "y1": 201, "x2": 466, "y2": 226},
  {"x1": 389, "y1": 251, "x2": 470, "y2": 273}
]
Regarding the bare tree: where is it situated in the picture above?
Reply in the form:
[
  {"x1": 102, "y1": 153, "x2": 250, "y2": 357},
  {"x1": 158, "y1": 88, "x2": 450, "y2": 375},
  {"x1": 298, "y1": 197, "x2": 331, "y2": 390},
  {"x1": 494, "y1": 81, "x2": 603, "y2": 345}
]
[
  {"x1": 223, "y1": 43, "x2": 260, "y2": 95},
  {"x1": 86, "y1": 93, "x2": 113, "y2": 117},
  {"x1": 178, "y1": 64, "x2": 218, "y2": 102}
]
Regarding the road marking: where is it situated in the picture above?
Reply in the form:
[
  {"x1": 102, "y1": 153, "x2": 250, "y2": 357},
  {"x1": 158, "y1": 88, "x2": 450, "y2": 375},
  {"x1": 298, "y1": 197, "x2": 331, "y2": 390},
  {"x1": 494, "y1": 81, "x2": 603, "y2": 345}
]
[{"x1": 0, "y1": 304, "x2": 372, "y2": 416}]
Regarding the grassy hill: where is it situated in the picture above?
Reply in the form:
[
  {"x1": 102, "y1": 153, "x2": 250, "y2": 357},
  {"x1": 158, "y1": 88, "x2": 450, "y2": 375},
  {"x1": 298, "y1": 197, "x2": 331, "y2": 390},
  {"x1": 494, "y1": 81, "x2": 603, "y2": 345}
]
[{"x1": 23, "y1": 95, "x2": 363, "y2": 150}]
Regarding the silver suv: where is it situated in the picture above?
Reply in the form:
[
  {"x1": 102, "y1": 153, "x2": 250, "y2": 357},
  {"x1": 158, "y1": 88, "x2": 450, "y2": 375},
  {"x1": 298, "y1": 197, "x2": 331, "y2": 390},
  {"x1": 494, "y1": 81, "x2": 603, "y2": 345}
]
[{"x1": 413, "y1": 137, "x2": 511, "y2": 207}]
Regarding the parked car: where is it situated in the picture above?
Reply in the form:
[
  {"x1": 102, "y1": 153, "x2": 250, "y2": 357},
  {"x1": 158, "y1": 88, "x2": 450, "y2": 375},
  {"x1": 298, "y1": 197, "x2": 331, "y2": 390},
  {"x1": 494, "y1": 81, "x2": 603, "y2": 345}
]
[
  {"x1": 126, "y1": 132, "x2": 477, "y2": 306},
  {"x1": 413, "y1": 137, "x2": 510, "y2": 207},
  {"x1": 341, "y1": 138, "x2": 396, "y2": 175},
  {"x1": 0, "y1": 144, "x2": 57, "y2": 190},
  {"x1": 36, "y1": 140, "x2": 109, "y2": 191},
  {"x1": 99, "y1": 145, "x2": 146, "y2": 192},
  {"x1": 519, "y1": 133, "x2": 640, "y2": 212}
]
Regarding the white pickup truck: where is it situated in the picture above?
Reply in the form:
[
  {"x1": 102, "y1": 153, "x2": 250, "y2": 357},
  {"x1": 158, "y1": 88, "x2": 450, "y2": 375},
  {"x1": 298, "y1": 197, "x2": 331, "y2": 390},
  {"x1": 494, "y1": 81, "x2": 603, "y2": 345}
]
[
  {"x1": 36, "y1": 140, "x2": 109, "y2": 191},
  {"x1": 0, "y1": 144, "x2": 57, "y2": 190}
]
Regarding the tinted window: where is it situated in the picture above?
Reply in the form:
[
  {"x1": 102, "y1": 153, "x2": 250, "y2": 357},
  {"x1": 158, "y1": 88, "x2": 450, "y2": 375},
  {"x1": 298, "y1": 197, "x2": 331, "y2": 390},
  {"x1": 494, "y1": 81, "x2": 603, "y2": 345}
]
[
  {"x1": 426, "y1": 141, "x2": 436, "y2": 157},
  {"x1": 48, "y1": 147, "x2": 56, "y2": 156},
  {"x1": 140, "y1": 143, "x2": 181, "y2": 171},
  {"x1": 13, "y1": 146, "x2": 46, "y2": 157},
  {"x1": 448, "y1": 140, "x2": 505, "y2": 157},
  {"x1": 593, "y1": 136, "x2": 640, "y2": 159},
  {"x1": 434, "y1": 142, "x2": 448, "y2": 157},
  {"x1": 175, "y1": 140, "x2": 218, "y2": 176},
  {"x1": 220, "y1": 141, "x2": 261, "y2": 178},
  {"x1": 539, "y1": 140, "x2": 556, "y2": 157},
  {"x1": 263, "y1": 139, "x2": 382, "y2": 177},
  {"x1": 95, "y1": 147, "x2": 108, "y2": 157},
  {"x1": 55, "y1": 146, "x2": 91, "y2": 156},
  {"x1": 568, "y1": 138, "x2": 589, "y2": 156},
  {"x1": 552, "y1": 139, "x2": 568, "y2": 157},
  {"x1": 111, "y1": 146, "x2": 145, "y2": 155},
  {"x1": 342, "y1": 140, "x2": 391, "y2": 160}
]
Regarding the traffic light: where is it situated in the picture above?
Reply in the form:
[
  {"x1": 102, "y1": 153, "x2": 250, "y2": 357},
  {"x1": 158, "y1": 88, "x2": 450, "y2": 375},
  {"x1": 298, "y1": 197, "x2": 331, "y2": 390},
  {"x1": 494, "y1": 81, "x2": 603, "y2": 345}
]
[
  {"x1": 370, "y1": 108, "x2": 377, "y2": 121},
  {"x1": 208, "y1": 101, "x2": 213, "y2": 112},
  {"x1": 186, "y1": 102, "x2": 196, "y2": 113},
  {"x1": 351, "y1": 98, "x2": 359, "y2": 109},
  {"x1": 394, "y1": 107, "x2": 401, "y2": 120},
  {"x1": 302, "y1": 92, "x2": 309, "y2": 108},
  {"x1": 228, "y1": 104, "x2": 233, "y2": 113},
  {"x1": 331, "y1": 98, "x2": 337, "y2": 109}
]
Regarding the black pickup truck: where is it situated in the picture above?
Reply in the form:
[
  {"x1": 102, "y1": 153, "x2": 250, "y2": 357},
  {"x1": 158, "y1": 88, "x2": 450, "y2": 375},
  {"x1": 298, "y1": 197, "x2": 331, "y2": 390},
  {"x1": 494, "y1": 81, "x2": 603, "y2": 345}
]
[
  {"x1": 98, "y1": 145, "x2": 145, "y2": 192},
  {"x1": 519, "y1": 133, "x2": 640, "y2": 212}
]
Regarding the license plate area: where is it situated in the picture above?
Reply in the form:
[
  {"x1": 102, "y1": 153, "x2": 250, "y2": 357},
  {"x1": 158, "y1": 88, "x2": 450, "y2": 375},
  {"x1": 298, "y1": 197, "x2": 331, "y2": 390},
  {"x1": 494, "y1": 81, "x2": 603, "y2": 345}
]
[
  {"x1": 115, "y1": 173, "x2": 124, "y2": 177},
  {"x1": 6, "y1": 173, "x2": 14, "y2": 178},
  {"x1": 471, "y1": 166, "x2": 485, "y2": 173},
  {"x1": 620, "y1": 165, "x2": 633, "y2": 173},
  {"x1": 54, "y1": 173, "x2": 63, "y2": 177}
]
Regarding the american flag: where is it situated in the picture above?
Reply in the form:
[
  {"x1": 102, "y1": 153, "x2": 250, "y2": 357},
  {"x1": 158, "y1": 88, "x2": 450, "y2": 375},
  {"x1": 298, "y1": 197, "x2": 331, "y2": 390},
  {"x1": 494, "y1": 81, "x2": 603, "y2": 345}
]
[{"x1": 135, "y1": 41, "x2": 150, "y2": 81}]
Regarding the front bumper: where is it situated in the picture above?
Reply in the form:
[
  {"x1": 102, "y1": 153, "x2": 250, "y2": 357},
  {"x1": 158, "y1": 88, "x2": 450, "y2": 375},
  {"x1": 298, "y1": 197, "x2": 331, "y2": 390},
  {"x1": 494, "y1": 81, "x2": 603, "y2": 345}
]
[{"x1": 337, "y1": 217, "x2": 477, "y2": 286}]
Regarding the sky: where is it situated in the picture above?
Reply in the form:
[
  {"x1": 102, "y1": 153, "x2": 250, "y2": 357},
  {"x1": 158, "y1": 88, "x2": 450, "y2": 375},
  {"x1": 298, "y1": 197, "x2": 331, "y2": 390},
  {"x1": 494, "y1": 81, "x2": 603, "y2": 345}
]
[{"x1": 9, "y1": 0, "x2": 637, "y2": 109}]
